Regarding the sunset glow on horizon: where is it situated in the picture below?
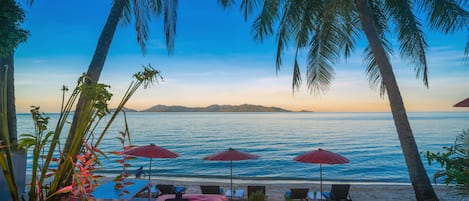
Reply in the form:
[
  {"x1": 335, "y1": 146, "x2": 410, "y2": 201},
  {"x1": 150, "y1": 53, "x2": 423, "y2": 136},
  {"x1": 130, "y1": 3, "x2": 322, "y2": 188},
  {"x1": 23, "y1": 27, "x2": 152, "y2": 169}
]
[{"x1": 14, "y1": 1, "x2": 469, "y2": 113}]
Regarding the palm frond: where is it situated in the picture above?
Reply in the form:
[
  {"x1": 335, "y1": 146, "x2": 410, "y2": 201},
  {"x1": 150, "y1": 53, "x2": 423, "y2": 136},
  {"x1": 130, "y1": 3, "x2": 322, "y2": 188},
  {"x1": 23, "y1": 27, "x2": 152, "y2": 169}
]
[
  {"x1": 306, "y1": 1, "x2": 357, "y2": 95},
  {"x1": 218, "y1": 0, "x2": 236, "y2": 8},
  {"x1": 148, "y1": 0, "x2": 163, "y2": 14},
  {"x1": 274, "y1": 0, "x2": 300, "y2": 73},
  {"x1": 465, "y1": 34, "x2": 469, "y2": 64},
  {"x1": 385, "y1": 0, "x2": 429, "y2": 87},
  {"x1": 364, "y1": 44, "x2": 392, "y2": 96},
  {"x1": 295, "y1": 0, "x2": 315, "y2": 49},
  {"x1": 292, "y1": 50, "x2": 302, "y2": 93},
  {"x1": 336, "y1": 0, "x2": 360, "y2": 58},
  {"x1": 119, "y1": 0, "x2": 132, "y2": 26},
  {"x1": 363, "y1": 0, "x2": 393, "y2": 96},
  {"x1": 240, "y1": 0, "x2": 261, "y2": 20},
  {"x1": 252, "y1": 0, "x2": 280, "y2": 42},
  {"x1": 164, "y1": 0, "x2": 178, "y2": 55},
  {"x1": 306, "y1": 24, "x2": 338, "y2": 94},
  {"x1": 417, "y1": 0, "x2": 469, "y2": 34},
  {"x1": 134, "y1": 0, "x2": 151, "y2": 54}
]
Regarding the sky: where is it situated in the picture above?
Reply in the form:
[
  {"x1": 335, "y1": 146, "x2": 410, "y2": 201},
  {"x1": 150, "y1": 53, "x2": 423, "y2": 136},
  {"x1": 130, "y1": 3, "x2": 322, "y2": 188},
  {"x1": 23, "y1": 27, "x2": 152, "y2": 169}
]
[{"x1": 13, "y1": 0, "x2": 469, "y2": 113}]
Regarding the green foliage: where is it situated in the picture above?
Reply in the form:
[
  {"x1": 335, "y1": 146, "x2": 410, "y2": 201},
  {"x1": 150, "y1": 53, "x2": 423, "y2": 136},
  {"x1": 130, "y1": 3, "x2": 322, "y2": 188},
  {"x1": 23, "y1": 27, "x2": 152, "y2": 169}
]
[
  {"x1": 220, "y1": 1, "x2": 468, "y2": 94},
  {"x1": 18, "y1": 106, "x2": 55, "y2": 200},
  {"x1": 0, "y1": 0, "x2": 29, "y2": 57},
  {"x1": 1, "y1": 66, "x2": 161, "y2": 201},
  {"x1": 426, "y1": 129, "x2": 469, "y2": 190},
  {"x1": 249, "y1": 190, "x2": 267, "y2": 201}
]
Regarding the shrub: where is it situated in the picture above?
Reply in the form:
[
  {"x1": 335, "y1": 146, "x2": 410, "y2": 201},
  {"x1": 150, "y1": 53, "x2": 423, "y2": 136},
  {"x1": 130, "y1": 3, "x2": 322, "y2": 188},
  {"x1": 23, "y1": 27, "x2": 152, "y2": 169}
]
[{"x1": 426, "y1": 129, "x2": 469, "y2": 190}]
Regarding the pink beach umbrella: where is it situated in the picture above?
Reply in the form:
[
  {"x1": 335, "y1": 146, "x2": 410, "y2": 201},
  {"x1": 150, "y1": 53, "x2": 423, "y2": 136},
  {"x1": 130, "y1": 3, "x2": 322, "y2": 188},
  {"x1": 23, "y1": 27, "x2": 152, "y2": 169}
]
[
  {"x1": 294, "y1": 148, "x2": 349, "y2": 198},
  {"x1": 203, "y1": 148, "x2": 260, "y2": 200},
  {"x1": 124, "y1": 144, "x2": 179, "y2": 182},
  {"x1": 454, "y1": 97, "x2": 469, "y2": 107}
]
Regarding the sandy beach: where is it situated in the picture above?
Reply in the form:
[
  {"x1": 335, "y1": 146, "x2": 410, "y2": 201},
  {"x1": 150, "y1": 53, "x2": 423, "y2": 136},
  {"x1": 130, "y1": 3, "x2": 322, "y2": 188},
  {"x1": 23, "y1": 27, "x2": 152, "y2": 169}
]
[{"x1": 97, "y1": 176, "x2": 469, "y2": 201}]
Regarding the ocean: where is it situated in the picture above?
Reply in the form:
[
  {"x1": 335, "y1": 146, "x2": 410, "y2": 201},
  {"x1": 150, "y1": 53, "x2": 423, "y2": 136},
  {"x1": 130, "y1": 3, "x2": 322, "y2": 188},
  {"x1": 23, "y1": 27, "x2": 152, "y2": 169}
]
[{"x1": 16, "y1": 112, "x2": 469, "y2": 184}]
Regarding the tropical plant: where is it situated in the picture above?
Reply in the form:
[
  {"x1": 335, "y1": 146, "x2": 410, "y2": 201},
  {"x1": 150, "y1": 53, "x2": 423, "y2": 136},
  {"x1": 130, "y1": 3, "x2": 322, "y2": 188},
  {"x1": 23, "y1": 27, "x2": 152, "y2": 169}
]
[
  {"x1": 426, "y1": 129, "x2": 469, "y2": 190},
  {"x1": 1, "y1": 66, "x2": 161, "y2": 201},
  {"x1": 219, "y1": 0, "x2": 468, "y2": 200},
  {"x1": 17, "y1": 106, "x2": 55, "y2": 200},
  {"x1": 46, "y1": 66, "x2": 161, "y2": 200}
]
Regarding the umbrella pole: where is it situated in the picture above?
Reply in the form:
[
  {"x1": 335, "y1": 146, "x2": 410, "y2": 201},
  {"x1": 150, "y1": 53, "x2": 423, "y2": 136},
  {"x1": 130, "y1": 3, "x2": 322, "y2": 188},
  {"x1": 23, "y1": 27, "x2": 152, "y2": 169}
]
[
  {"x1": 230, "y1": 160, "x2": 233, "y2": 201},
  {"x1": 149, "y1": 158, "x2": 152, "y2": 183},
  {"x1": 320, "y1": 163, "x2": 323, "y2": 200}
]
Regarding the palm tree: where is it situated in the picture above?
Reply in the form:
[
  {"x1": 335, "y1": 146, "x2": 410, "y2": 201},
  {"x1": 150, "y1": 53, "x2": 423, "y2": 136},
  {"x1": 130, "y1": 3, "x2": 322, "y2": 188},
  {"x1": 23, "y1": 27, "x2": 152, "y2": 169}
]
[
  {"x1": 219, "y1": 0, "x2": 468, "y2": 200},
  {"x1": 65, "y1": 0, "x2": 177, "y2": 150},
  {"x1": 48, "y1": 0, "x2": 178, "y2": 198},
  {"x1": 0, "y1": 1, "x2": 29, "y2": 200},
  {"x1": 0, "y1": 0, "x2": 29, "y2": 147}
]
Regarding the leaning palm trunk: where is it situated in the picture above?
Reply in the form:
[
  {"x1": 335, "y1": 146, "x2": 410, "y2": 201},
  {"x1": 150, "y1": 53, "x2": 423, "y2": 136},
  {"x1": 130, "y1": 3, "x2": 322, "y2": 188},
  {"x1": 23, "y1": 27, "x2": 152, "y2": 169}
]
[
  {"x1": 355, "y1": 0, "x2": 438, "y2": 200},
  {"x1": 47, "y1": 0, "x2": 127, "y2": 198},
  {"x1": 64, "y1": 0, "x2": 126, "y2": 152}
]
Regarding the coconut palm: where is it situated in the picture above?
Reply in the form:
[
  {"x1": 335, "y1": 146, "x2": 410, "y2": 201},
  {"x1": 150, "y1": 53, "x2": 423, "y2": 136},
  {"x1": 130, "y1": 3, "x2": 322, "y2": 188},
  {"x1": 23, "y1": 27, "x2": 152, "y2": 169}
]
[
  {"x1": 0, "y1": 0, "x2": 29, "y2": 146},
  {"x1": 0, "y1": 1, "x2": 28, "y2": 200},
  {"x1": 219, "y1": 0, "x2": 468, "y2": 200},
  {"x1": 65, "y1": 0, "x2": 177, "y2": 147},
  {"x1": 66, "y1": 0, "x2": 177, "y2": 146},
  {"x1": 48, "y1": 0, "x2": 177, "y2": 198}
]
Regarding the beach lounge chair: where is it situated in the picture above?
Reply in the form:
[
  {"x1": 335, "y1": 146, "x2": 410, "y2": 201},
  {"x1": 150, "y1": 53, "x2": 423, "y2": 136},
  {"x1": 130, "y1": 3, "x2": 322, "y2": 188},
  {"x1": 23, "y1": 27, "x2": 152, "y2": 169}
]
[
  {"x1": 200, "y1": 185, "x2": 223, "y2": 194},
  {"x1": 155, "y1": 184, "x2": 187, "y2": 196},
  {"x1": 248, "y1": 186, "x2": 266, "y2": 200},
  {"x1": 322, "y1": 184, "x2": 351, "y2": 201},
  {"x1": 92, "y1": 179, "x2": 152, "y2": 201},
  {"x1": 284, "y1": 188, "x2": 308, "y2": 201}
]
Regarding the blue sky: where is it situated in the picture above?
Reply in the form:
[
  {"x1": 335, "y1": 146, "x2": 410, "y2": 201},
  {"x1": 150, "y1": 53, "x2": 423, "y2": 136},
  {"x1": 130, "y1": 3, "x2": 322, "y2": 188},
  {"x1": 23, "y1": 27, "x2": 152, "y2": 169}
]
[{"x1": 14, "y1": 0, "x2": 469, "y2": 112}]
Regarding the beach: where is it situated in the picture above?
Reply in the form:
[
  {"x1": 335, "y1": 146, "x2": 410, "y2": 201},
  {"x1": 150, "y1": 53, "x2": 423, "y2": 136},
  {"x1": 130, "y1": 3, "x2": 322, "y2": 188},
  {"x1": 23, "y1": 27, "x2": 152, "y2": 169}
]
[{"x1": 97, "y1": 176, "x2": 469, "y2": 201}]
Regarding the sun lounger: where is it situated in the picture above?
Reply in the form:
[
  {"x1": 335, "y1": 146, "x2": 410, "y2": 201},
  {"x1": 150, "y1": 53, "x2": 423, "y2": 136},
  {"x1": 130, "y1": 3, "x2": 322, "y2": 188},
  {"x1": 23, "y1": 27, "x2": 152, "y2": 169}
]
[
  {"x1": 284, "y1": 188, "x2": 308, "y2": 201},
  {"x1": 247, "y1": 185, "x2": 265, "y2": 200},
  {"x1": 156, "y1": 194, "x2": 228, "y2": 201},
  {"x1": 155, "y1": 184, "x2": 187, "y2": 196},
  {"x1": 322, "y1": 184, "x2": 351, "y2": 201},
  {"x1": 91, "y1": 179, "x2": 151, "y2": 201},
  {"x1": 200, "y1": 185, "x2": 224, "y2": 194}
]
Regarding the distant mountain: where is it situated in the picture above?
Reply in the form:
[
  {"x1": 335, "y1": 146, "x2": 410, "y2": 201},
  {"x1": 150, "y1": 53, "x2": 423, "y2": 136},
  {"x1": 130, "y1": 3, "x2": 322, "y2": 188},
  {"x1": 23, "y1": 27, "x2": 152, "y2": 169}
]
[
  {"x1": 142, "y1": 104, "x2": 292, "y2": 112},
  {"x1": 109, "y1": 107, "x2": 138, "y2": 112}
]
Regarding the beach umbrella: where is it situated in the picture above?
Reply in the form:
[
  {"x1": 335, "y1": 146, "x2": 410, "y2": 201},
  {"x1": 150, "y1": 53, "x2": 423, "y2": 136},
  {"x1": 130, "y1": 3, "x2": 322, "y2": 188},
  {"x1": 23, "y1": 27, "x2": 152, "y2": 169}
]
[
  {"x1": 454, "y1": 97, "x2": 469, "y2": 107},
  {"x1": 203, "y1": 148, "x2": 260, "y2": 200},
  {"x1": 294, "y1": 148, "x2": 349, "y2": 198},
  {"x1": 124, "y1": 144, "x2": 179, "y2": 182}
]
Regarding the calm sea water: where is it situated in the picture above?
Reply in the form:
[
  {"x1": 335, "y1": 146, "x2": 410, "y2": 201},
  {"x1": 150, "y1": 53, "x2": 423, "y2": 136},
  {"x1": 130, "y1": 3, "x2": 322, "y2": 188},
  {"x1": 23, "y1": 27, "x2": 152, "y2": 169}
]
[{"x1": 17, "y1": 112, "x2": 469, "y2": 183}]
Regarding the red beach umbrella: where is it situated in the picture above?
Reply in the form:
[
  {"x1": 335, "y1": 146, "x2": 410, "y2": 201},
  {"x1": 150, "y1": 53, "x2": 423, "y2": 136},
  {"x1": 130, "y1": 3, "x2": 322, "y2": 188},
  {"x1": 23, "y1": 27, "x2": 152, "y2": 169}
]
[
  {"x1": 124, "y1": 144, "x2": 179, "y2": 182},
  {"x1": 454, "y1": 97, "x2": 469, "y2": 107},
  {"x1": 294, "y1": 148, "x2": 349, "y2": 197},
  {"x1": 203, "y1": 148, "x2": 259, "y2": 199}
]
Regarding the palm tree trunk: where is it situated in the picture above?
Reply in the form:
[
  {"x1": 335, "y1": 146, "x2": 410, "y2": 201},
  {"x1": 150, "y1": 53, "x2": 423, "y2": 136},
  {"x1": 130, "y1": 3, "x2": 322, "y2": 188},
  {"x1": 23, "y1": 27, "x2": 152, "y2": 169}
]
[
  {"x1": 0, "y1": 54, "x2": 17, "y2": 146},
  {"x1": 355, "y1": 0, "x2": 438, "y2": 200},
  {"x1": 46, "y1": 0, "x2": 126, "y2": 199},
  {"x1": 64, "y1": 0, "x2": 126, "y2": 151}
]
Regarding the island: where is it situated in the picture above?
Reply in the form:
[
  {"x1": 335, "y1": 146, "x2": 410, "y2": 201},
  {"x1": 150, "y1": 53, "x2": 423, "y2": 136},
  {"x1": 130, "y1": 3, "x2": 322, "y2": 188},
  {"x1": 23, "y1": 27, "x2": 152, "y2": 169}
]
[{"x1": 142, "y1": 104, "x2": 292, "y2": 112}]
